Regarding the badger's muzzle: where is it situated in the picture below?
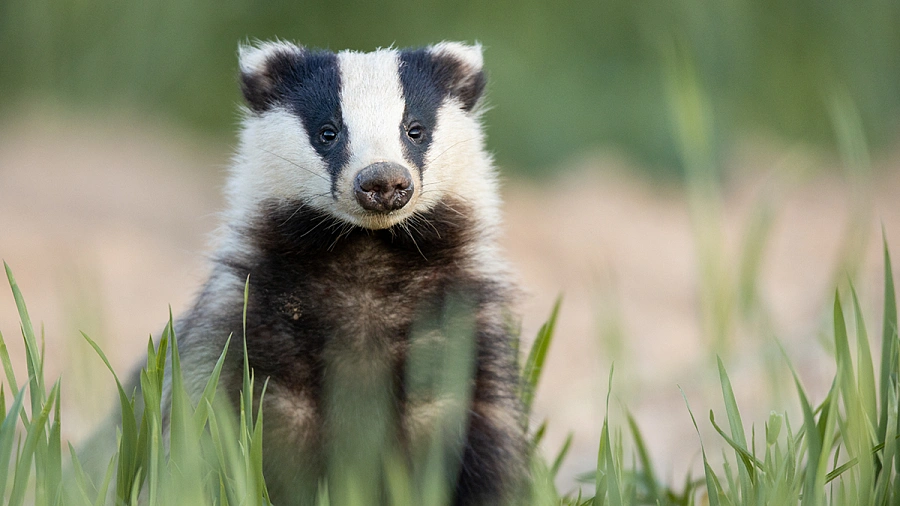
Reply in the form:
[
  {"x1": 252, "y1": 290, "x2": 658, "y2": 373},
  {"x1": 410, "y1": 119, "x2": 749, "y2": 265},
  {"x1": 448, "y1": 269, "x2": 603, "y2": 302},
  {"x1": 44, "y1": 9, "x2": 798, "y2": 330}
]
[{"x1": 353, "y1": 162, "x2": 414, "y2": 213}]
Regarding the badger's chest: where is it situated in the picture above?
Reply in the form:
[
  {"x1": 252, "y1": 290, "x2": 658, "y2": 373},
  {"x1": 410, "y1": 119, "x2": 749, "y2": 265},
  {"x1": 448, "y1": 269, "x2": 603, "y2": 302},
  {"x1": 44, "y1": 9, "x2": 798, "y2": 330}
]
[{"x1": 238, "y1": 221, "x2": 468, "y2": 401}]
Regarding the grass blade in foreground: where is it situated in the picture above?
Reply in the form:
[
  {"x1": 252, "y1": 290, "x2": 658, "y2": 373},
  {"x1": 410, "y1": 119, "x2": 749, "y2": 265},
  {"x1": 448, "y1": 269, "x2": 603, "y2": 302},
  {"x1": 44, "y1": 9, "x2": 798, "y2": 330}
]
[
  {"x1": 878, "y1": 233, "x2": 898, "y2": 450},
  {"x1": 0, "y1": 385, "x2": 29, "y2": 500},
  {"x1": 681, "y1": 387, "x2": 721, "y2": 506},
  {"x1": 717, "y1": 355, "x2": 758, "y2": 491},
  {"x1": 522, "y1": 295, "x2": 562, "y2": 420}
]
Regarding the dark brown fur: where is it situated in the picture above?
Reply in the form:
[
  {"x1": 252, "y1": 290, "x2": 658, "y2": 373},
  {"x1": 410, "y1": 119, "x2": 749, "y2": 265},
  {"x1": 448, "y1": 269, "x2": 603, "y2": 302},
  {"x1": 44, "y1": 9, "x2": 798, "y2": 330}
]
[{"x1": 174, "y1": 198, "x2": 526, "y2": 505}]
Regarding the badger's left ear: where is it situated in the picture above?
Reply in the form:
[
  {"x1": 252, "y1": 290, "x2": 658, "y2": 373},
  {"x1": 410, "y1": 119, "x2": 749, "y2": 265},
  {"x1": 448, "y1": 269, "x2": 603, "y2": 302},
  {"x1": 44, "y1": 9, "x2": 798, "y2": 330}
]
[{"x1": 429, "y1": 42, "x2": 487, "y2": 112}]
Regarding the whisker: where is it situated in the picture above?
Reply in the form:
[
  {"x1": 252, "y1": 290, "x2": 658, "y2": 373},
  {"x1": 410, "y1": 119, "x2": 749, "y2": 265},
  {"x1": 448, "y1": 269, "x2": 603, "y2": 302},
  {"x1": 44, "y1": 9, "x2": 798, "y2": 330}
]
[
  {"x1": 418, "y1": 193, "x2": 471, "y2": 218},
  {"x1": 427, "y1": 137, "x2": 480, "y2": 164},
  {"x1": 419, "y1": 180, "x2": 474, "y2": 205},
  {"x1": 422, "y1": 188, "x2": 472, "y2": 203},
  {"x1": 299, "y1": 215, "x2": 334, "y2": 238},
  {"x1": 408, "y1": 214, "x2": 441, "y2": 239},
  {"x1": 257, "y1": 147, "x2": 332, "y2": 184},
  {"x1": 328, "y1": 222, "x2": 355, "y2": 251},
  {"x1": 401, "y1": 221, "x2": 427, "y2": 261},
  {"x1": 279, "y1": 203, "x2": 306, "y2": 227}
]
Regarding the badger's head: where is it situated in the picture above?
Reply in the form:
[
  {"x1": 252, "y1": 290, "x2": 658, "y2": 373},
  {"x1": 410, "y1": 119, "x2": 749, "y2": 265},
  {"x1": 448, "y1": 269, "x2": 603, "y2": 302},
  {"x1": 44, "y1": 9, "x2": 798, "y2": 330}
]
[{"x1": 227, "y1": 41, "x2": 498, "y2": 235}]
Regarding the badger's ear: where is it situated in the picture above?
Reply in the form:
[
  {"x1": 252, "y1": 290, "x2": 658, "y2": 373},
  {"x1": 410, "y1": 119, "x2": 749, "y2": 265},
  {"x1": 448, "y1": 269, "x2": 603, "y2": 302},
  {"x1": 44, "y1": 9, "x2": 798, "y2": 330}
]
[
  {"x1": 238, "y1": 41, "x2": 304, "y2": 112},
  {"x1": 429, "y1": 41, "x2": 487, "y2": 112}
]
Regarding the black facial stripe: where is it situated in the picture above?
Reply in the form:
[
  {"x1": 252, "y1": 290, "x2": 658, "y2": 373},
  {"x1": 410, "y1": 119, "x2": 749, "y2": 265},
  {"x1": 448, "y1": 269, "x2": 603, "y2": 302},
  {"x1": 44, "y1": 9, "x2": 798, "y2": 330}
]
[
  {"x1": 280, "y1": 51, "x2": 349, "y2": 194},
  {"x1": 245, "y1": 49, "x2": 349, "y2": 195},
  {"x1": 398, "y1": 48, "x2": 487, "y2": 172},
  {"x1": 398, "y1": 49, "x2": 443, "y2": 171}
]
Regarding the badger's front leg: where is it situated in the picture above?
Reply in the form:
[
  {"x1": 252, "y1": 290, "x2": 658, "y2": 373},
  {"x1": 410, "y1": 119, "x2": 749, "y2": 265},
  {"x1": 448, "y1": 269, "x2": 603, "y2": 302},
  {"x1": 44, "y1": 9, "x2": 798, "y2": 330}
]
[
  {"x1": 403, "y1": 309, "x2": 527, "y2": 506},
  {"x1": 455, "y1": 396, "x2": 527, "y2": 506},
  {"x1": 456, "y1": 318, "x2": 527, "y2": 506},
  {"x1": 257, "y1": 382, "x2": 324, "y2": 506},
  {"x1": 455, "y1": 352, "x2": 528, "y2": 505}
]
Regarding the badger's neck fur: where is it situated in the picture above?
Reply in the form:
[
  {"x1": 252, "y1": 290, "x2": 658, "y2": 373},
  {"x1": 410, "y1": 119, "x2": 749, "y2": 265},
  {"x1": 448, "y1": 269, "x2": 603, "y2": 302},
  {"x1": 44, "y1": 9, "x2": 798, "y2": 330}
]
[{"x1": 245, "y1": 198, "x2": 476, "y2": 258}]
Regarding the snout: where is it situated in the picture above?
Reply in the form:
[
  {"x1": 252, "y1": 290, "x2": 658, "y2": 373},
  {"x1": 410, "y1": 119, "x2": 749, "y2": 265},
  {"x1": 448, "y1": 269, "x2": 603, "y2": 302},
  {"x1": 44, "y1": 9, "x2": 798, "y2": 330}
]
[{"x1": 353, "y1": 162, "x2": 414, "y2": 213}]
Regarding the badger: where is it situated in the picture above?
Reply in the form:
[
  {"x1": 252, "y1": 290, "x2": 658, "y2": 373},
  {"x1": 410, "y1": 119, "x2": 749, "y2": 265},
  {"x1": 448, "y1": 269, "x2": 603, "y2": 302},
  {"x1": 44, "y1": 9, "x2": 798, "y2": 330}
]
[{"x1": 155, "y1": 41, "x2": 526, "y2": 505}]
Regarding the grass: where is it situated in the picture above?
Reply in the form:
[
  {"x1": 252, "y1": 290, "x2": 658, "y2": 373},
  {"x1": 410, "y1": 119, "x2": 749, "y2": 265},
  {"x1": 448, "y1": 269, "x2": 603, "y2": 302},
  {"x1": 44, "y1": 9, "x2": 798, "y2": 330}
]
[{"x1": 0, "y1": 232, "x2": 899, "y2": 505}]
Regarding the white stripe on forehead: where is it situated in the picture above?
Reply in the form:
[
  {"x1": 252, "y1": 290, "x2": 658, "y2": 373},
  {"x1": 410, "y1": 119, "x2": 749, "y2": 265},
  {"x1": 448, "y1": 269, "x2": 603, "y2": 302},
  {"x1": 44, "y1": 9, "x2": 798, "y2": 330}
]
[{"x1": 337, "y1": 49, "x2": 407, "y2": 168}]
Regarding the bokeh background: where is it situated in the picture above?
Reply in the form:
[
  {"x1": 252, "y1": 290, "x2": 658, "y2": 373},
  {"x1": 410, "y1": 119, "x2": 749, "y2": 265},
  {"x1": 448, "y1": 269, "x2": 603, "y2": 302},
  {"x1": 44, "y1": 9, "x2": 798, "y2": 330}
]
[{"x1": 1, "y1": 0, "x2": 900, "y2": 494}]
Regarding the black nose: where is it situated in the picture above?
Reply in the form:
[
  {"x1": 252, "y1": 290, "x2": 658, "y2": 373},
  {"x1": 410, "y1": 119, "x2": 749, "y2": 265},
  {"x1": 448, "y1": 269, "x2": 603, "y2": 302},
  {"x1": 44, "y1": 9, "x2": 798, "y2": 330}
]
[{"x1": 353, "y1": 162, "x2": 414, "y2": 212}]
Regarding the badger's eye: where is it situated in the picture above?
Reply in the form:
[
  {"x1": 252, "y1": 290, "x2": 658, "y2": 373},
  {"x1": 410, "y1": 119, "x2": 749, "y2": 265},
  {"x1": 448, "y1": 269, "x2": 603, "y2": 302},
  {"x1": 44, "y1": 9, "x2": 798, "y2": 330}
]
[
  {"x1": 406, "y1": 124, "x2": 424, "y2": 142},
  {"x1": 319, "y1": 127, "x2": 338, "y2": 144}
]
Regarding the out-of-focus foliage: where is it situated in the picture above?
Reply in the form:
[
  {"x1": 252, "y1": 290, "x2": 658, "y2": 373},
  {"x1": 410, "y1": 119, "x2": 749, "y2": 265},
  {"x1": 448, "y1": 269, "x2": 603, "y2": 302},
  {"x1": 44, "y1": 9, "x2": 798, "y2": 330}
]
[{"x1": 0, "y1": 0, "x2": 898, "y2": 176}]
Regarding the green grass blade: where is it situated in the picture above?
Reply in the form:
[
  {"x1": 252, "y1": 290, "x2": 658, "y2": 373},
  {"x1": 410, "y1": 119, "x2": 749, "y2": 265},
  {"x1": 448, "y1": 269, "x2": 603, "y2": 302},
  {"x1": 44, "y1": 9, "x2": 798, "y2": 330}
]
[
  {"x1": 147, "y1": 412, "x2": 160, "y2": 506},
  {"x1": 66, "y1": 442, "x2": 99, "y2": 506},
  {"x1": 46, "y1": 381, "x2": 63, "y2": 505},
  {"x1": 155, "y1": 330, "x2": 169, "y2": 386},
  {"x1": 316, "y1": 480, "x2": 331, "y2": 506},
  {"x1": 851, "y1": 283, "x2": 879, "y2": 431},
  {"x1": 596, "y1": 365, "x2": 622, "y2": 506},
  {"x1": 92, "y1": 453, "x2": 117, "y2": 506},
  {"x1": 522, "y1": 296, "x2": 562, "y2": 416},
  {"x1": 826, "y1": 457, "x2": 859, "y2": 484},
  {"x1": 680, "y1": 387, "x2": 721, "y2": 506},
  {"x1": 206, "y1": 402, "x2": 241, "y2": 502},
  {"x1": 594, "y1": 420, "x2": 607, "y2": 506},
  {"x1": 80, "y1": 330, "x2": 139, "y2": 501},
  {"x1": 0, "y1": 383, "x2": 29, "y2": 499},
  {"x1": 601, "y1": 420, "x2": 622, "y2": 506},
  {"x1": 716, "y1": 356, "x2": 755, "y2": 491},
  {"x1": 709, "y1": 410, "x2": 764, "y2": 472},
  {"x1": 874, "y1": 379, "x2": 898, "y2": 504},
  {"x1": 530, "y1": 420, "x2": 548, "y2": 448},
  {"x1": 193, "y1": 334, "x2": 231, "y2": 430},
  {"x1": 625, "y1": 410, "x2": 661, "y2": 503},
  {"x1": 242, "y1": 275, "x2": 253, "y2": 437},
  {"x1": 167, "y1": 306, "x2": 201, "y2": 483},
  {"x1": 879, "y1": 233, "x2": 898, "y2": 444},
  {"x1": 0, "y1": 329, "x2": 26, "y2": 424},
  {"x1": 79, "y1": 331, "x2": 125, "y2": 391},
  {"x1": 834, "y1": 290, "x2": 856, "y2": 384},
  {"x1": 8, "y1": 380, "x2": 59, "y2": 506},
  {"x1": 129, "y1": 467, "x2": 143, "y2": 505},
  {"x1": 5, "y1": 262, "x2": 46, "y2": 419},
  {"x1": 250, "y1": 378, "x2": 270, "y2": 503},
  {"x1": 791, "y1": 367, "x2": 823, "y2": 506},
  {"x1": 4, "y1": 263, "x2": 39, "y2": 378},
  {"x1": 550, "y1": 431, "x2": 574, "y2": 480}
]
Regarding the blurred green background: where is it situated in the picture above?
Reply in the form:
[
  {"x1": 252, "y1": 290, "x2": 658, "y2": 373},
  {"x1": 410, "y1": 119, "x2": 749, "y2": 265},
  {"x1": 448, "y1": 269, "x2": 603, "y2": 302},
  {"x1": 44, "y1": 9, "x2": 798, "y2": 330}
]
[{"x1": 1, "y1": 0, "x2": 898, "y2": 177}]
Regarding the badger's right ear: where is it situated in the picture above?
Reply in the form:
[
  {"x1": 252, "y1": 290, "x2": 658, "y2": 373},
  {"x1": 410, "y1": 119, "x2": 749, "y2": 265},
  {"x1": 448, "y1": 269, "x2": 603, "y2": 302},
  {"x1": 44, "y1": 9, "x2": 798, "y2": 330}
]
[{"x1": 238, "y1": 41, "x2": 304, "y2": 113}]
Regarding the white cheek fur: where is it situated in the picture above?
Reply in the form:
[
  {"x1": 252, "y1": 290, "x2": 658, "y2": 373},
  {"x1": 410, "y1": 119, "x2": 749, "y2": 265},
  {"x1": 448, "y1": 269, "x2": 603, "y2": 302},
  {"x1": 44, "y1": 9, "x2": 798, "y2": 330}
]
[
  {"x1": 226, "y1": 107, "x2": 334, "y2": 225},
  {"x1": 419, "y1": 103, "x2": 501, "y2": 232}
]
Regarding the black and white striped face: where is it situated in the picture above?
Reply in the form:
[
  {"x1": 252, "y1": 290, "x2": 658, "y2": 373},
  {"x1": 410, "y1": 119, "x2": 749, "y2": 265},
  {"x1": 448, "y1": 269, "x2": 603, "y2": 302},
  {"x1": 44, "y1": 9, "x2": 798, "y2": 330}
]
[{"x1": 229, "y1": 41, "x2": 496, "y2": 231}]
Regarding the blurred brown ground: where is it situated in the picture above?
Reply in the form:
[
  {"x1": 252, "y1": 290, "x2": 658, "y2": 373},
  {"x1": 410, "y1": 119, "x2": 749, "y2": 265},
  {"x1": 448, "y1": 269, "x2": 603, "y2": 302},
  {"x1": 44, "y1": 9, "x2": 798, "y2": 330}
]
[{"x1": 2, "y1": 111, "x2": 899, "y2": 493}]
